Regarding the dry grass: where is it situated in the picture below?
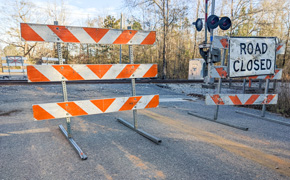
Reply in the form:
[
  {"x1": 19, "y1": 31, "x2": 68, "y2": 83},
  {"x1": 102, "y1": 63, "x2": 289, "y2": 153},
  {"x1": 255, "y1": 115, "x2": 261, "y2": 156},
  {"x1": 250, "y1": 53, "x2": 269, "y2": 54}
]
[{"x1": 270, "y1": 61, "x2": 290, "y2": 117}]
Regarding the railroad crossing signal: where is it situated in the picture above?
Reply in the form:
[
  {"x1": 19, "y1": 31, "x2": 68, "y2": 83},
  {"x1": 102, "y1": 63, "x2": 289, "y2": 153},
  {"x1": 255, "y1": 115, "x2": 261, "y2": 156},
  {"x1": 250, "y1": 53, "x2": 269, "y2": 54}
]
[
  {"x1": 192, "y1": 16, "x2": 231, "y2": 31},
  {"x1": 192, "y1": 18, "x2": 203, "y2": 32},
  {"x1": 207, "y1": 15, "x2": 231, "y2": 30}
]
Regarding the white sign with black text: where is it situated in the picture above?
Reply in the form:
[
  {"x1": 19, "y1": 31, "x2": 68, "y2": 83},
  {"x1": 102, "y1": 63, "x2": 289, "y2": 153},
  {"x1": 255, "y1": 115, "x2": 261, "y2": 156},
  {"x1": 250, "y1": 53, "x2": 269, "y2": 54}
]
[{"x1": 229, "y1": 37, "x2": 276, "y2": 78}]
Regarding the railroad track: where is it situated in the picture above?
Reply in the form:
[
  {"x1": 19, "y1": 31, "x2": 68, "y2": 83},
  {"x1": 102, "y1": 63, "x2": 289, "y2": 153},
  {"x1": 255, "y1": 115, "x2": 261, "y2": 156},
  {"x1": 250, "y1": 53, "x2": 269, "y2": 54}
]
[{"x1": 0, "y1": 79, "x2": 269, "y2": 85}]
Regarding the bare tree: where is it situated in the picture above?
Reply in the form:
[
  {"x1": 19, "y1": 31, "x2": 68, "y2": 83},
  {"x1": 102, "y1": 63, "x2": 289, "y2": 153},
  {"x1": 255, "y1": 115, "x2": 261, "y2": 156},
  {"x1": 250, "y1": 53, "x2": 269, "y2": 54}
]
[
  {"x1": 0, "y1": 0, "x2": 39, "y2": 57},
  {"x1": 124, "y1": 0, "x2": 188, "y2": 79}
]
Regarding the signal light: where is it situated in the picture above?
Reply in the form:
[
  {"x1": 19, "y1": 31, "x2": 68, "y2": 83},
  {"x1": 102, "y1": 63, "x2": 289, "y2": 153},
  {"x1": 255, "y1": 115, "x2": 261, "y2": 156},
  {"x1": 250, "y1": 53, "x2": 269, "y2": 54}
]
[
  {"x1": 192, "y1": 18, "x2": 203, "y2": 31},
  {"x1": 207, "y1": 15, "x2": 219, "y2": 29},
  {"x1": 219, "y1": 17, "x2": 231, "y2": 30}
]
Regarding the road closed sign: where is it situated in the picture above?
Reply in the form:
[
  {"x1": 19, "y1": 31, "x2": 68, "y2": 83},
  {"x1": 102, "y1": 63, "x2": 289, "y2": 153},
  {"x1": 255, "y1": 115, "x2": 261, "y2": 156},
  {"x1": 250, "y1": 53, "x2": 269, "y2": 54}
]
[{"x1": 229, "y1": 37, "x2": 276, "y2": 78}]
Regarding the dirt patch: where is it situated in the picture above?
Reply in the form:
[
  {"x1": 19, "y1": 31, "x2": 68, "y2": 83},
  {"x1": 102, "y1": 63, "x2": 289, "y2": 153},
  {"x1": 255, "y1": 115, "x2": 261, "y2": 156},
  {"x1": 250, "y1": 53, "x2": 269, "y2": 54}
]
[{"x1": 0, "y1": 109, "x2": 22, "y2": 116}]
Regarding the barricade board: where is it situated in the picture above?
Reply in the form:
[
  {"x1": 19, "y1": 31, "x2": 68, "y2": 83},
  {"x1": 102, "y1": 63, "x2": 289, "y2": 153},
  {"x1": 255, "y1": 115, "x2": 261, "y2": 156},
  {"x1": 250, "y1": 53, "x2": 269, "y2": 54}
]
[
  {"x1": 33, "y1": 95, "x2": 159, "y2": 120},
  {"x1": 27, "y1": 64, "x2": 158, "y2": 82},
  {"x1": 210, "y1": 66, "x2": 282, "y2": 80},
  {"x1": 229, "y1": 37, "x2": 276, "y2": 78},
  {"x1": 247, "y1": 69, "x2": 282, "y2": 80},
  {"x1": 276, "y1": 42, "x2": 285, "y2": 55},
  {"x1": 21, "y1": 23, "x2": 156, "y2": 45},
  {"x1": 212, "y1": 36, "x2": 229, "y2": 49},
  {"x1": 206, "y1": 94, "x2": 278, "y2": 105},
  {"x1": 209, "y1": 66, "x2": 228, "y2": 78}
]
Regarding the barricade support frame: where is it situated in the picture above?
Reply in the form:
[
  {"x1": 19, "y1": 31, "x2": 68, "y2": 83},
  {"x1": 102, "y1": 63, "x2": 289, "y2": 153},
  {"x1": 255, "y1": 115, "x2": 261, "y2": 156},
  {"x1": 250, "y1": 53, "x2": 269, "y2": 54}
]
[
  {"x1": 54, "y1": 21, "x2": 87, "y2": 160},
  {"x1": 188, "y1": 47, "x2": 249, "y2": 131},
  {"x1": 194, "y1": 35, "x2": 283, "y2": 129},
  {"x1": 116, "y1": 26, "x2": 161, "y2": 144},
  {"x1": 23, "y1": 21, "x2": 161, "y2": 159}
]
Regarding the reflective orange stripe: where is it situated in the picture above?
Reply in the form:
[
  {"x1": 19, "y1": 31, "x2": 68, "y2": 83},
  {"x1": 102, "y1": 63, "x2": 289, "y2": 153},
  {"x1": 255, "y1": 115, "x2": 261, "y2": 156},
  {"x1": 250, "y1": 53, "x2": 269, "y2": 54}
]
[
  {"x1": 276, "y1": 45, "x2": 282, "y2": 51},
  {"x1": 57, "y1": 102, "x2": 88, "y2": 116},
  {"x1": 90, "y1": 98, "x2": 115, "y2": 112},
  {"x1": 83, "y1": 28, "x2": 110, "y2": 43},
  {"x1": 47, "y1": 25, "x2": 80, "y2": 43},
  {"x1": 143, "y1": 64, "x2": 158, "y2": 78},
  {"x1": 263, "y1": 95, "x2": 276, "y2": 104},
  {"x1": 216, "y1": 67, "x2": 227, "y2": 78},
  {"x1": 220, "y1": 38, "x2": 228, "y2": 48},
  {"x1": 21, "y1": 23, "x2": 44, "y2": 41},
  {"x1": 33, "y1": 105, "x2": 55, "y2": 120},
  {"x1": 113, "y1": 30, "x2": 137, "y2": 44},
  {"x1": 145, "y1": 95, "x2": 159, "y2": 108},
  {"x1": 141, "y1": 31, "x2": 156, "y2": 45},
  {"x1": 86, "y1": 64, "x2": 112, "y2": 78},
  {"x1": 116, "y1": 64, "x2": 140, "y2": 79},
  {"x1": 248, "y1": 76, "x2": 258, "y2": 79},
  {"x1": 119, "y1": 96, "x2": 142, "y2": 111},
  {"x1": 229, "y1": 95, "x2": 242, "y2": 105},
  {"x1": 53, "y1": 65, "x2": 84, "y2": 80},
  {"x1": 245, "y1": 95, "x2": 259, "y2": 105},
  {"x1": 211, "y1": 95, "x2": 224, "y2": 105},
  {"x1": 27, "y1": 66, "x2": 50, "y2": 82},
  {"x1": 265, "y1": 69, "x2": 280, "y2": 79}
]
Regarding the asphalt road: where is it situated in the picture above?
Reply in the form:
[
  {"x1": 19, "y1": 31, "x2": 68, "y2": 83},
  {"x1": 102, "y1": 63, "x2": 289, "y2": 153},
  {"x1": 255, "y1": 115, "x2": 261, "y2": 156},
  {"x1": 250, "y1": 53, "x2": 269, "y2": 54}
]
[{"x1": 0, "y1": 83, "x2": 290, "y2": 180}]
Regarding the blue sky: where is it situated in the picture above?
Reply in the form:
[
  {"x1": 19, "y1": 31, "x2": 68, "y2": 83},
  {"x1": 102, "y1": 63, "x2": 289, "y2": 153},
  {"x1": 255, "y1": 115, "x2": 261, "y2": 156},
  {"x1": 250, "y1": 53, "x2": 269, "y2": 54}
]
[{"x1": 0, "y1": 0, "x2": 125, "y2": 25}]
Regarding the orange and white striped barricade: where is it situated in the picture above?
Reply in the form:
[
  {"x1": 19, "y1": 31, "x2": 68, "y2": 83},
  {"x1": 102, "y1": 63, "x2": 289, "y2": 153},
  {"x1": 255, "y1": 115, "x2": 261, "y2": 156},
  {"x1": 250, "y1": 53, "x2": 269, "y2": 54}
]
[
  {"x1": 21, "y1": 21, "x2": 160, "y2": 160},
  {"x1": 33, "y1": 95, "x2": 159, "y2": 120},
  {"x1": 190, "y1": 36, "x2": 285, "y2": 130},
  {"x1": 210, "y1": 67, "x2": 282, "y2": 80},
  {"x1": 212, "y1": 36, "x2": 229, "y2": 49},
  {"x1": 27, "y1": 64, "x2": 157, "y2": 82},
  {"x1": 205, "y1": 94, "x2": 278, "y2": 106},
  {"x1": 20, "y1": 23, "x2": 156, "y2": 45}
]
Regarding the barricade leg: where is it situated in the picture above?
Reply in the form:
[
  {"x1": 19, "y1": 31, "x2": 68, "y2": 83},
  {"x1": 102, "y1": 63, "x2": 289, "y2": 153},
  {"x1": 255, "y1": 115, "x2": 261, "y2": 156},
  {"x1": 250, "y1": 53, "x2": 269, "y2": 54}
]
[
  {"x1": 235, "y1": 110, "x2": 290, "y2": 127},
  {"x1": 261, "y1": 79, "x2": 269, "y2": 117},
  {"x1": 188, "y1": 112, "x2": 248, "y2": 131},
  {"x1": 117, "y1": 118, "x2": 162, "y2": 144},
  {"x1": 59, "y1": 125, "x2": 88, "y2": 160}
]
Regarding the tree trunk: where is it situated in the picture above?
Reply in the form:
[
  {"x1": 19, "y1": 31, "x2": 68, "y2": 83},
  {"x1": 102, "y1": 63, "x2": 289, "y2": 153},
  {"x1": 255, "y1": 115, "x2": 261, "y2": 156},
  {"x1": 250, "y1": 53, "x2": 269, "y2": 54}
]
[
  {"x1": 162, "y1": 0, "x2": 167, "y2": 79},
  {"x1": 283, "y1": 22, "x2": 290, "y2": 67}
]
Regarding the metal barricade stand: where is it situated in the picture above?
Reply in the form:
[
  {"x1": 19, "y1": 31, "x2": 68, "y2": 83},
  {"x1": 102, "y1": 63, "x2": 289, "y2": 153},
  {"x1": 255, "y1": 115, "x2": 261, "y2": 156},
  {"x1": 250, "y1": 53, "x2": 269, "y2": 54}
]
[
  {"x1": 188, "y1": 44, "x2": 249, "y2": 131},
  {"x1": 189, "y1": 36, "x2": 283, "y2": 130},
  {"x1": 53, "y1": 21, "x2": 87, "y2": 160},
  {"x1": 117, "y1": 27, "x2": 162, "y2": 144},
  {"x1": 236, "y1": 77, "x2": 290, "y2": 127},
  {"x1": 22, "y1": 22, "x2": 161, "y2": 160}
]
